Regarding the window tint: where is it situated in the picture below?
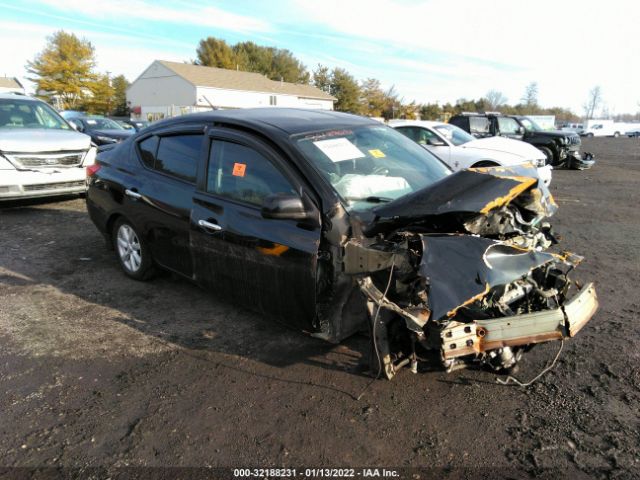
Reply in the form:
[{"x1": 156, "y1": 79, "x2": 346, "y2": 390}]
[
  {"x1": 497, "y1": 117, "x2": 520, "y2": 134},
  {"x1": 469, "y1": 117, "x2": 490, "y2": 134},
  {"x1": 138, "y1": 135, "x2": 158, "y2": 169},
  {"x1": 207, "y1": 140, "x2": 296, "y2": 206},
  {"x1": 155, "y1": 134, "x2": 202, "y2": 183}
]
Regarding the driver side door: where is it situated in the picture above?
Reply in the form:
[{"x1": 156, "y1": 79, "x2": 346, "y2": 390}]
[{"x1": 190, "y1": 129, "x2": 322, "y2": 331}]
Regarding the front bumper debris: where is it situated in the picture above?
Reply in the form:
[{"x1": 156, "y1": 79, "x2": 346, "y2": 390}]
[
  {"x1": 568, "y1": 151, "x2": 596, "y2": 170},
  {"x1": 441, "y1": 283, "x2": 598, "y2": 360}
]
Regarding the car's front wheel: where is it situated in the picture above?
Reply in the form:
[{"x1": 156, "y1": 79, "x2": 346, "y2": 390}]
[{"x1": 112, "y1": 217, "x2": 155, "y2": 280}]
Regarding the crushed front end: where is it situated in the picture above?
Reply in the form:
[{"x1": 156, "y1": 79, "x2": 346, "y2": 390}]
[{"x1": 347, "y1": 164, "x2": 598, "y2": 378}]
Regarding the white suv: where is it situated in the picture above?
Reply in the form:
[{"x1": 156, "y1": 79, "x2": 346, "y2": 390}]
[{"x1": 0, "y1": 93, "x2": 95, "y2": 201}]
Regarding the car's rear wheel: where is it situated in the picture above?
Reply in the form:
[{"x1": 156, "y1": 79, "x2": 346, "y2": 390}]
[
  {"x1": 537, "y1": 146, "x2": 554, "y2": 165},
  {"x1": 613, "y1": 131, "x2": 620, "y2": 138},
  {"x1": 112, "y1": 217, "x2": 155, "y2": 280}
]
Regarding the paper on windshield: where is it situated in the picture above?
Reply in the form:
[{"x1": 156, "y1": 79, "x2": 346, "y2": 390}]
[{"x1": 313, "y1": 138, "x2": 365, "y2": 163}]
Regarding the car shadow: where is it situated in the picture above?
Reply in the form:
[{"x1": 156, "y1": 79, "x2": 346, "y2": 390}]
[{"x1": 0, "y1": 200, "x2": 374, "y2": 388}]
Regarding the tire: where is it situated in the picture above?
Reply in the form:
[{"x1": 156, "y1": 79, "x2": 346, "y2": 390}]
[
  {"x1": 471, "y1": 160, "x2": 500, "y2": 168},
  {"x1": 112, "y1": 217, "x2": 155, "y2": 280},
  {"x1": 586, "y1": 133, "x2": 594, "y2": 138},
  {"x1": 537, "y1": 146, "x2": 554, "y2": 166},
  {"x1": 613, "y1": 131, "x2": 620, "y2": 138}
]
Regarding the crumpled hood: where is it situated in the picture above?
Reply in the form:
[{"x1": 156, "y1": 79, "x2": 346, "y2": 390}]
[
  {"x1": 419, "y1": 234, "x2": 562, "y2": 321},
  {"x1": 463, "y1": 136, "x2": 545, "y2": 160},
  {"x1": 365, "y1": 164, "x2": 557, "y2": 236},
  {"x1": 0, "y1": 129, "x2": 91, "y2": 153}
]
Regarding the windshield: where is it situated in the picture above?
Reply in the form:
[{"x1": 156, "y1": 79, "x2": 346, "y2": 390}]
[
  {"x1": 83, "y1": 117, "x2": 124, "y2": 130},
  {"x1": 433, "y1": 124, "x2": 475, "y2": 146},
  {"x1": 0, "y1": 98, "x2": 70, "y2": 130},
  {"x1": 295, "y1": 125, "x2": 451, "y2": 211},
  {"x1": 519, "y1": 117, "x2": 543, "y2": 132}
]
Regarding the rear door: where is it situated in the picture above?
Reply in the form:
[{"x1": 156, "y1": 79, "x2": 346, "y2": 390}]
[
  {"x1": 127, "y1": 125, "x2": 204, "y2": 277},
  {"x1": 190, "y1": 128, "x2": 321, "y2": 330}
]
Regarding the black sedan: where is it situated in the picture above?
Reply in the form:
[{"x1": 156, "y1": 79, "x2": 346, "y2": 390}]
[
  {"x1": 69, "y1": 116, "x2": 135, "y2": 145},
  {"x1": 86, "y1": 108, "x2": 596, "y2": 378}
]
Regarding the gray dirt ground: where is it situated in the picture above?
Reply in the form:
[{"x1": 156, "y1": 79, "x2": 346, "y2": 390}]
[{"x1": 0, "y1": 137, "x2": 639, "y2": 479}]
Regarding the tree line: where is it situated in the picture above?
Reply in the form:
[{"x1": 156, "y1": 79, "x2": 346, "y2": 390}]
[{"x1": 26, "y1": 31, "x2": 617, "y2": 123}]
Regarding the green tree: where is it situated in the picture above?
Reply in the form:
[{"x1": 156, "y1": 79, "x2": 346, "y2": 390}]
[
  {"x1": 195, "y1": 36, "x2": 309, "y2": 84},
  {"x1": 330, "y1": 68, "x2": 362, "y2": 113},
  {"x1": 360, "y1": 78, "x2": 387, "y2": 117},
  {"x1": 195, "y1": 37, "x2": 237, "y2": 70},
  {"x1": 111, "y1": 75, "x2": 130, "y2": 116},
  {"x1": 82, "y1": 73, "x2": 115, "y2": 114},
  {"x1": 312, "y1": 64, "x2": 332, "y2": 93},
  {"x1": 419, "y1": 103, "x2": 442, "y2": 120},
  {"x1": 26, "y1": 30, "x2": 97, "y2": 109}
]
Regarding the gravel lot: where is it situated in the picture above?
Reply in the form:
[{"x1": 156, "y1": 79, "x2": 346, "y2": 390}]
[{"x1": 1, "y1": 137, "x2": 639, "y2": 479}]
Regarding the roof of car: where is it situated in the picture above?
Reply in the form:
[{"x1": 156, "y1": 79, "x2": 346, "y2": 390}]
[
  {"x1": 389, "y1": 120, "x2": 447, "y2": 128},
  {"x1": 149, "y1": 108, "x2": 379, "y2": 136},
  {"x1": 0, "y1": 93, "x2": 39, "y2": 101}
]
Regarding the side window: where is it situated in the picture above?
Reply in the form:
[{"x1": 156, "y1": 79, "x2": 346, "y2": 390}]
[
  {"x1": 469, "y1": 117, "x2": 490, "y2": 134},
  {"x1": 207, "y1": 140, "x2": 297, "y2": 206},
  {"x1": 396, "y1": 127, "x2": 439, "y2": 145},
  {"x1": 155, "y1": 134, "x2": 202, "y2": 183},
  {"x1": 138, "y1": 135, "x2": 158, "y2": 169},
  {"x1": 497, "y1": 117, "x2": 520, "y2": 134}
]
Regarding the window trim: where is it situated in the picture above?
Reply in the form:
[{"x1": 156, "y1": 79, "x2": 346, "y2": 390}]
[{"x1": 134, "y1": 124, "x2": 206, "y2": 185}]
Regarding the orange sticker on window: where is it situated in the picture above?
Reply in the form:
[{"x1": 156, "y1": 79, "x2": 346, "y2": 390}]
[{"x1": 232, "y1": 162, "x2": 246, "y2": 177}]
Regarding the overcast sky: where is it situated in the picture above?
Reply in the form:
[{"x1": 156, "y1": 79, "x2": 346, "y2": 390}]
[{"x1": 2, "y1": 0, "x2": 639, "y2": 115}]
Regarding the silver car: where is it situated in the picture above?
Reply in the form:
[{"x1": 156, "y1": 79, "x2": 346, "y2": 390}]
[{"x1": 0, "y1": 93, "x2": 95, "y2": 201}]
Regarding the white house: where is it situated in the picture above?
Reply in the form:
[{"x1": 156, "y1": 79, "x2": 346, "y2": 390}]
[
  {"x1": 0, "y1": 77, "x2": 25, "y2": 94},
  {"x1": 127, "y1": 60, "x2": 336, "y2": 121}
]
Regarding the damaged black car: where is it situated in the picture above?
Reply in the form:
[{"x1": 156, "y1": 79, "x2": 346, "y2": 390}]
[{"x1": 86, "y1": 108, "x2": 598, "y2": 379}]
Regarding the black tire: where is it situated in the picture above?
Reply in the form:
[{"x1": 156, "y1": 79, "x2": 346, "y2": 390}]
[
  {"x1": 537, "y1": 146, "x2": 554, "y2": 166},
  {"x1": 586, "y1": 133, "x2": 594, "y2": 138},
  {"x1": 112, "y1": 217, "x2": 156, "y2": 280},
  {"x1": 471, "y1": 160, "x2": 500, "y2": 168},
  {"x1": 613, "y1": 131, "x2": 620, "y2": 138}
]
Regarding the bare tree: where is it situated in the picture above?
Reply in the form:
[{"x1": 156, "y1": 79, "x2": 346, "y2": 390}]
[
  {"x1": 521, "y1": 82, "x2": 539, "y2": 108},
  {"x1": 583, "y1": 86, "x2": 602, "y2": 119},
  {"x1": 484, "y1": 90, "x2": 508, "y2": 110}
]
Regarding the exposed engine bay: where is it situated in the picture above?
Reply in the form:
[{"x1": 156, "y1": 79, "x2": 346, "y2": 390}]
[{"x1": 337, "y1": 164, "x2": 598, "y2": 379}]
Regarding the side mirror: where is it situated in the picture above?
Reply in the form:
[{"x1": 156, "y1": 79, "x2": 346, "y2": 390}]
[
  {"x1": 261, "y1": 194, "x2": 309, "y2": 221},
  {"x1": 516, "y1": 126, "x2": 525, "y2": 134}
]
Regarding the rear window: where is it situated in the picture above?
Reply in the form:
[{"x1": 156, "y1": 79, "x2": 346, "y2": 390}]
[{"x1": 137, "y1": 134, "x2": 202, "y2": 183}]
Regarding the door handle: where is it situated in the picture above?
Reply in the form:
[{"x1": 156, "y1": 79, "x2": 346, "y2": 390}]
[
  {"x1": 125, "y1": 189, "x2": 142, "y2": 200},
  {"x1": 198, "y1": 219, "x2": 223, "y2": 232}
]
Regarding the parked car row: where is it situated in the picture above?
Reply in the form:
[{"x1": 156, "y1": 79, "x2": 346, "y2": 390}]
[
  {"x1": 448, "y1": 112, "x2": 595, "y2": 170},
  {"x1": 389, "y1": 120, "x2": 552, "y2": 185}
]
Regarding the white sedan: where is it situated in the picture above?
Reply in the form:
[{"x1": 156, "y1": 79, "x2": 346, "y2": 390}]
[{"x1": 390, "y1": 120, "x2": 552, "y2": 185}]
